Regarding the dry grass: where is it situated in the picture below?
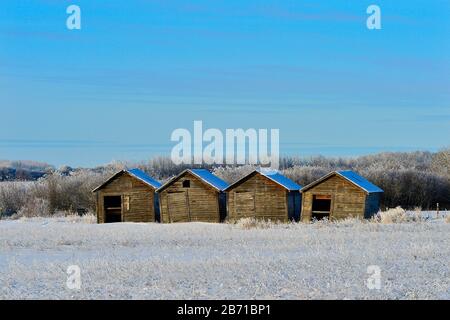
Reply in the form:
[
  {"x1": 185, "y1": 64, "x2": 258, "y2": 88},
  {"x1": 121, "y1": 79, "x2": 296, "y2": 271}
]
[
  {"x1": 233, "y1": 209, "x2": 435, "y2": 229},
  {"x1": 232, "y1": 217, "x2": 284, "y2": 229},
  {"x1": 14, "y1": 211, "x2": 97, "y2": 224}
]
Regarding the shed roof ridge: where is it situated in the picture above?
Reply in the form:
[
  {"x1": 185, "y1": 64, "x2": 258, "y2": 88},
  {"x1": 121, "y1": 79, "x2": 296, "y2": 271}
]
[
  {"x1": 259, "y1": 171, "x2": 302, "y2": 191},
  {"x1": 335, "y1": 170, "x2": 383, "y2": 193},
  {"x1": 156, "y1": 168, "x2": 229, "y2": 192},
  {"x1": 188, "y1": 169, "x2": 229, "y2": 191},
  {"x1": 225, "y1": 169, "x2": 301, "y2": 191},
  {"x1": 126, "y1": 168, "x2": 162, "y2": 189},
  {"x1": 300, "y1": 170, "x2": 383, "y2": 194},
  {"x1": 223, "y1": 170, "x2": 258, "y2": 191},
  {"x1": 92, "y1": 168, "x2": 161, "y2": 192}
]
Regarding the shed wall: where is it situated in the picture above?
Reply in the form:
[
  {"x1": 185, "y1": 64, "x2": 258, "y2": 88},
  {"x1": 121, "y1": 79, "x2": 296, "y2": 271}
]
[
  {"x1": 96, "y1": 174, "x2": 156, "y2": 223},
  {"x1": 227, "y1": 173, "x2": 289, "y2": 221},
  {"x1": 301, "y1": 175, "x2": 367, "y2": 221},
  {"x1": 159, "y1": 172, "x2": 220, "y2": 223}
]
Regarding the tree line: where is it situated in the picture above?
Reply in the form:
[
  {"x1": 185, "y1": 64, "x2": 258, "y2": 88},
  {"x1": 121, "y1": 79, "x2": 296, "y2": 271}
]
[{"x1": 0, "y1": 149, "x2": 449, "y2": 217}]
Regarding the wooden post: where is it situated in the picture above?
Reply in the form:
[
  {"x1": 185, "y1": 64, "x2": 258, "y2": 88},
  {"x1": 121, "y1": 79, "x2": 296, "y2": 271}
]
[{"x1": 436, "y1": 203, "x2": 439, "y2": 219}]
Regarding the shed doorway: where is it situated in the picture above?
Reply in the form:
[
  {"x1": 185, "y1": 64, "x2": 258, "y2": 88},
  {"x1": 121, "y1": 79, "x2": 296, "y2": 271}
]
[
  {"x1": 104, "y1": 196, "x2": 122, "y2": 223},
  {"x1": 312, "y1": 195, "x2": 331, "y2": 220},
  {"x1": 167, "y1": 192, "x2": 190, "y2": 222}
]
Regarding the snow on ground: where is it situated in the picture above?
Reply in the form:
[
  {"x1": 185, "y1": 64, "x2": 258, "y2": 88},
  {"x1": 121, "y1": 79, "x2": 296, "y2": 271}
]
[{"x1": 0, "y1": 215, "x2": 449, "y2": 299}]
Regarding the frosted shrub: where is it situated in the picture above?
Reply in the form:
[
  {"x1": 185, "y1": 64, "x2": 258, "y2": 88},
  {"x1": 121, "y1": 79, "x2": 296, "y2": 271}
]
[
  {"x1": 282, "y1": 166, "x2": 329, "y2": 187},
  {"x1": 26, "y1": 169, "x2": 113, "y2": 214},
  {"x1": 16, "y1": 198, "x2": 51, "y2": 218},
  {"x1": 375, "y1": 206, "x2": 426, "y2": 223},
  {"x1": 0, "y1": 182, "x2": 31, "y2": 216},
  {"x1": 376, "y1": 206, "x2": 407, "y2": 223}
]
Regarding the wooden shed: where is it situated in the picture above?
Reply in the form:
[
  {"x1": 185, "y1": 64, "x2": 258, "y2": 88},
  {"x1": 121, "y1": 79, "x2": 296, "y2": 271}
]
[
  {"x1": 300, "y1": 170, "x2": 383, "y2": 221},
  {"x1": 225, "y1": 169, "x2": 302, "y2": 222},
  {"x1": 92, "y1": 168, "x2": 162, "y2": 223},
  {"x1": 157, "y1": 169, "x2": 229, "y2": 223}
]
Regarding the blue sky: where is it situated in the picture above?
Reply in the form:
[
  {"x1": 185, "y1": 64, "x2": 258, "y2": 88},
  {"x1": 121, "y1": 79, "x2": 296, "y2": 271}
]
[{"x1": 1, "y1": 0, "x2": 449, "y2": 167}]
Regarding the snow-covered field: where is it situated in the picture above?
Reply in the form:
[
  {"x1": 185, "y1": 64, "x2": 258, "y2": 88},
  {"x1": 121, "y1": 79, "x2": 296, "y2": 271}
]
[{"x1": 0, "y1": 215, "x2": 449, "y2": 300}]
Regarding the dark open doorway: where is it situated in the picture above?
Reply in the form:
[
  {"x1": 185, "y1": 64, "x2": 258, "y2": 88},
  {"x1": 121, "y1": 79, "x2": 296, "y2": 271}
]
[
  {"x1": 104, "y1": 196, "x2": 122, "y2": 223},
  {"x1": 312, "y1": 195, "x2": 331, "y2": 220}
]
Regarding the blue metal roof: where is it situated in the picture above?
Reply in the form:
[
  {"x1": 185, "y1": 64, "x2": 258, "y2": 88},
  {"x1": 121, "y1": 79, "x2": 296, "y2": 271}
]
[
  {"x1": 127, "y1": 168, "x2": 162, "y2": 189},
  {"x1": 336, "y1": 170, "x2": 383, "y2": 193},
  {"x1": 259, "y1": 170, "x2": 302, "y2": 191},
  {"x1": 190, "y1": 169, "x2": 229, "y2": 191}
]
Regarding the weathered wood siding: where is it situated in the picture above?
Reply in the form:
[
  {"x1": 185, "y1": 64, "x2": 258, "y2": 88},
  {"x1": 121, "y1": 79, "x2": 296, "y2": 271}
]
[
  {"x1": 301, "y1": 175, "x2": 367, "y2": 221},
  {"x1": 96, "y1": 173, "x2": 156, "y2": 223},
  {"x1": 227, "y1": 173, "x2": 289, "y2": 222},
  {"x1": 159, "y1": 172, "x2": 220, "y2": 223}
]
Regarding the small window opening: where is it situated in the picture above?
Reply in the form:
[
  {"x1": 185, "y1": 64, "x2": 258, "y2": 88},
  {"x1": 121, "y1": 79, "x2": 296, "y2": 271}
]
[{"x1": 183, "y1": 180, "x2": 191, "y2": 188}]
